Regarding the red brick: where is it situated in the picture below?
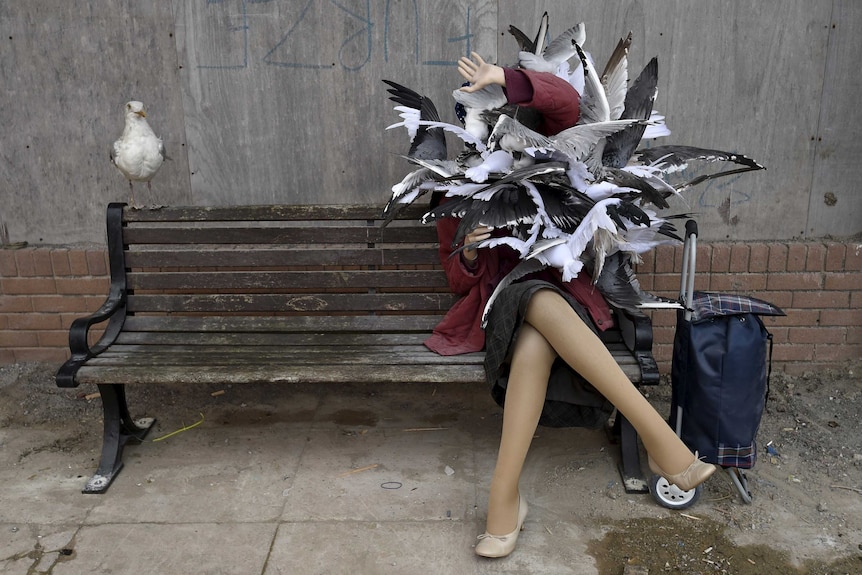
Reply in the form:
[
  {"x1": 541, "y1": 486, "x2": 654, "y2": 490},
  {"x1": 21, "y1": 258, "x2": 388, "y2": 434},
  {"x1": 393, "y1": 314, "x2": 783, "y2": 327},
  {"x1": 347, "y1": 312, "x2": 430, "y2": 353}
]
[
  {"x1": 763, "y1": 310, "x2": 819, "y2": 327},
  {"x1": 86, "y1": 250, "x2": 108, "y2": 276},
  {"x1": 852, "y1": 292, "x2": 862, "y2": 309},
  {"x1": 6, "y1": 313, "x2": 62, "y2": 330},
  {"x1": 14, "y1": 250, "x2": 36, "y2": 277},
  {"x1": 766, "y1": 273, "x2": 823, "y2": 291},
  {"x1": 786, "y1": 244, "x2": 807, "y2": 272},
  {"x1": 0, "y1": 349, "x2": 15, "y2": 364},
  {"x1": 0, "y1": 331, "x2": 38, "y2": 347},
  {"x1": 767, "y1": 326, "x2": 789, "y2": 344},
  {"x1": 636, "y1": 272, "x2": 654, "y2": 290},
  {"x1": 823, "y1": 273, "x2": 862, "y2": 290},
  {"x1": 37, "y1": 330, "x2": 70, "y2": 347},
  {"x1": 31, "y1": 250, "x2": 53, "y2": 276},
  {"x1": 0, "y1": 296, "x2": 32, "y2": 313},
  {"x1": 0, "y1": 250, "x2": 17, "y2": 277},
  {"x1": 825, "y1": 243, "x2": 846, "y2": 272},
  {"x1": 0, "y1": 277, "x2": 57, "y2": 294},
  {"x1": 805, "y1": 244, "x2": 826, "y2": 272},
  {"x1": 847, "y1": 326, "x2": 862, "y2": 344},
  {"x1": 13, "y1": 348, "x2": 68, "y2": 363},
  {"x1": 767, "y1": 244, "x2": 788, "y2": 272},
  {"x1": 710, "y1": 244, "x2": 731, "y2": 273},
  {"x1": 55, "y1": 277, "x2": 109, "y2": 295},
  {"x1": 729, "y1": 244, "x2": 749, "y2": 272},
  {"x1": 748, "y1": 243, "x2": 769, "y2": 272},
  {"x1": 750, "y1": 291, "x2": 793, "y2": 309},
  {"x1": 814, "y1": 344, "x2": 861, "y2": 362},
  {"x1": 792, "y1": 291, "x2": 849, "y2": 309},
  {"x1": 788, "y1": 327, "x2": 845, "y2": 344},
  {"x1": 30, "y1": 295, "x2": 91, "y2": 313},
  {"x1": 654, "y1": 245, "x2": 677, "y2": 273},
  {"x1": 771, "y1": 344, "x2": 815, "y2": 362},
  {"x1": 846, "y1": 243, "x2": 862, "y2": 271},
  {"x1": 649, "y1": 315, "x2": 677, "y2": 330},
  {"x1": 637, "y1": 250, "x2": 656, "y2": 273},
  {"x1": 709, "y1": 273, "x2": 767, "y2": 292},
  {"x1": 653, "y1": 274, "x2": 683, "y2": 292},
  {"x1": 50, "y1": 250, "x2": 72, "y2": 276},
  {"x1": 820, "y1": 309, "x2": 862, "y2": 326},
  {"x1": 68, "y1": 250, "x2": 89, "y2": 275}
]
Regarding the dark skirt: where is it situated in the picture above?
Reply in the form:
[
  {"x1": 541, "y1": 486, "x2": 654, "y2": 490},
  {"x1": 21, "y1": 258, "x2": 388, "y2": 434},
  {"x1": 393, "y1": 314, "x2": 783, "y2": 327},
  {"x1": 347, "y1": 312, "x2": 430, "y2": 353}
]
[{"x1": 484, "y1": 280, "x2": 614, "y2": 429}]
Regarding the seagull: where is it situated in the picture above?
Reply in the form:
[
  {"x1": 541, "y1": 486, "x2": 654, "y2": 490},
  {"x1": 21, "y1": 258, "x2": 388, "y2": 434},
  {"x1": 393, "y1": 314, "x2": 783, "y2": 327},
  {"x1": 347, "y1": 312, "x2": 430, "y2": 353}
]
[
  {"x1": 383, "y1": 14, "x2": 765, "y2": 325},
  {"x1": 110, "y1": 101, "x2": 167, "y2": 207}
]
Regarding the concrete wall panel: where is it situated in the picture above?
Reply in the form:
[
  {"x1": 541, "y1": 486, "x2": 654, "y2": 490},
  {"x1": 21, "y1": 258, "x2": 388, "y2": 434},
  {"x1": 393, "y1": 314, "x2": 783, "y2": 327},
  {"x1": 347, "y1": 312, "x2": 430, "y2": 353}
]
[{"x1": 0, "y1": 1, "x2": 859, "y2": 245}]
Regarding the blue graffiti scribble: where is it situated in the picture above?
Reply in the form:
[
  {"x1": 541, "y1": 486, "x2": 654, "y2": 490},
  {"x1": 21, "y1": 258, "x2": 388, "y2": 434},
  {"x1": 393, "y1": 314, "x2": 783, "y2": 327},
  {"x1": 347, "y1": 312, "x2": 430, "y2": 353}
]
[
  {"x1": 383, "y1": 0, "x2": 419, "y2": 64},
  {"x1": 423, "y1": 5, "x2": 472, "y2": 66}
]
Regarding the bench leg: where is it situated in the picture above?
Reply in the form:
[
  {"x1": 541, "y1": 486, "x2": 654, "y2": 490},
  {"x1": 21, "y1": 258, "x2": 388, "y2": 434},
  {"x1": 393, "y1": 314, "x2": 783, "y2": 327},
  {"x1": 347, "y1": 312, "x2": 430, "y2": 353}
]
[
  {"x1": 83, "y1": 384, "x2": 155, "y2": 494},
  {"x1": 610, "y1": 412, "x2": 650, "y2": 494}
]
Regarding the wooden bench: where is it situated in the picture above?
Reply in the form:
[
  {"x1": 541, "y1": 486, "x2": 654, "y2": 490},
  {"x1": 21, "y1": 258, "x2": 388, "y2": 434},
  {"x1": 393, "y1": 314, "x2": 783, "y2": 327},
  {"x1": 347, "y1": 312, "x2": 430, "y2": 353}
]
[{"x1": 56, "y1": 203, "x2": 659, "y2": 493}]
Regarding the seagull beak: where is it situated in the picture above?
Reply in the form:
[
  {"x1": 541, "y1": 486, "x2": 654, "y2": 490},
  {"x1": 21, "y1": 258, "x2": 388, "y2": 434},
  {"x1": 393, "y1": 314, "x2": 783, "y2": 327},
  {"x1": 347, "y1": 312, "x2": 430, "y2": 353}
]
[{"x1": 136, "y1": 110, "x2": 147, "y2": 118}]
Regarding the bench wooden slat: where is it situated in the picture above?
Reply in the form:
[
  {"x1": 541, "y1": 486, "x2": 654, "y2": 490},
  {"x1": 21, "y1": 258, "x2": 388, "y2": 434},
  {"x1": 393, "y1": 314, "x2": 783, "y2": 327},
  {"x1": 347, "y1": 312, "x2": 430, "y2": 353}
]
[
  {"x1": 121, "y1": 315, "x2": 445, "y2": 333},
  {"x1": 122, "y1": 225, "x2": 438, "y2": 245},
  {"x1": 75, "y1": 364, "x2": 489, "y2": 385},
  {"x1": 114, "y1": 331, "x2": 432, "y2": 346},
  {"x1": 124, "y1": 247, "x2": 441, "y2": 268},
  {"x1": 126, "y1": 293, "x2": 459, "y2": 313},
  {"x1": 126, "y1": 270, "x2": 450, "y2": 291},
  {"x1": 121, "y1": 204, "x2": 429, "y2": 223},
  {"x1": 85, "y1": 346, "x2": 484, "y2": 365}
]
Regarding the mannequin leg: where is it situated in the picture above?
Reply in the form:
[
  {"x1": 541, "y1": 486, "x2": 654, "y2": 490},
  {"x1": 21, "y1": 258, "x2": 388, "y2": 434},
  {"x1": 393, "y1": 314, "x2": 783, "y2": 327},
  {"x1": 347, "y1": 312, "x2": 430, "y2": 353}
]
[
  {"x1": 485, "y1": 323, "x2": 556, "y2": 535},
  {"x1": 524, "y1": 290, "x2": 694, "y2": 474}
]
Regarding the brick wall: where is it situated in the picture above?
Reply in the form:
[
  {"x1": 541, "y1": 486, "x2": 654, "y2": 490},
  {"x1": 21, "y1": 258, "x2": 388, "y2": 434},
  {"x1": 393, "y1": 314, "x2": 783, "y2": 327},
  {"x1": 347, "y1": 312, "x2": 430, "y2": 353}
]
[
  {"x1": 1, "y1": 241, "x2": 860, "y2": 374},
  {"x1": 636, "y1": 240, "x2": 861, "y2": 376}
]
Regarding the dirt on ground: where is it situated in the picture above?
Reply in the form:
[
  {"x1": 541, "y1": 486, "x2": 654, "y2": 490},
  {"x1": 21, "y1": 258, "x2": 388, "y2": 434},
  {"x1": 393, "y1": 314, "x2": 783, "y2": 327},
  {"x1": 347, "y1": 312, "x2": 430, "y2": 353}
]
[{"x1": 1, "y1": 361, "x2": 860, "y2": 574}]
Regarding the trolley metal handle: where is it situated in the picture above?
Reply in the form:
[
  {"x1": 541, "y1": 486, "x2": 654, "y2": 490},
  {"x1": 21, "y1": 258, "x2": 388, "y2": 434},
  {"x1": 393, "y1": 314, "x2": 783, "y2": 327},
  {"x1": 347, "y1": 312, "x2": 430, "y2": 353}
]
[{"x1": 680, "y1": 220, "x2": 698, "y2": 322}]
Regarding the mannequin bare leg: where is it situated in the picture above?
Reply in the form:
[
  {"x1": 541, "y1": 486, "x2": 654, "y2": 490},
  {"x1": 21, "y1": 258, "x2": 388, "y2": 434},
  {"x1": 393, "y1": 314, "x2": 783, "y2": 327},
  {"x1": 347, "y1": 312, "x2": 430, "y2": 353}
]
[{"x1": 478, "y1": 289, "x2": 715, "y2": 556}]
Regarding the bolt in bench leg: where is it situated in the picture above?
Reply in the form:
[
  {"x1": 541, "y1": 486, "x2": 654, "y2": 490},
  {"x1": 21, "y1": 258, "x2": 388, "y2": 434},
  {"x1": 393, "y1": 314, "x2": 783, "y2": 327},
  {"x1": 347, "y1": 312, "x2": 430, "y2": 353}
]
[{"x1": 83, "y1": 384, "x2": 155, "y2": 494}]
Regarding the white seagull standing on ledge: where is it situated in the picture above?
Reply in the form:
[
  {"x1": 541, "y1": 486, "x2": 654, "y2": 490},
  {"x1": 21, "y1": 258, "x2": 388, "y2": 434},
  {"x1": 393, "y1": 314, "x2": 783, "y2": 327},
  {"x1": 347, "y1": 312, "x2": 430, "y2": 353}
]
[{"x1": 110, "y1": 100, "x2": 167, "y2": 207}]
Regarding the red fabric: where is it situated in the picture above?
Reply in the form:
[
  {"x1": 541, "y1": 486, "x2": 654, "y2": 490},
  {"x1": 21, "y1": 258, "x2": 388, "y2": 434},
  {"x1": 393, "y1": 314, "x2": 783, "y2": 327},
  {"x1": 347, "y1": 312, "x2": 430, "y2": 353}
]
[{"x1": 503, "y1": 69, "x2": 580, "y2": 135}]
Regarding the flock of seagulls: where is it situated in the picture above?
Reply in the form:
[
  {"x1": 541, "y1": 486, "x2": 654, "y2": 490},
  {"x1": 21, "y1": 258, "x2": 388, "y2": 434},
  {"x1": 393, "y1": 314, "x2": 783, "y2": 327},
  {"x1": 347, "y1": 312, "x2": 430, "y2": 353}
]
[
  {"x1": 110, "y1": 100, "x2": 167, "y2": 206},
  {"x1": 383, "y1": 14, "x2": 764, "y2": 325}
]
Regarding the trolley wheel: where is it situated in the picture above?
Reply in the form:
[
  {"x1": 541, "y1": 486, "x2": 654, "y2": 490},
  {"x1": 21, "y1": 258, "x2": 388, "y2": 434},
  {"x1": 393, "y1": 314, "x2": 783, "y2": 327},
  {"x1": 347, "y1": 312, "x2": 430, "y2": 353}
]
[
  {"x1": 649, "y1": 474, "x2": 702, "y2": 510},
  {"x1": 726, "y1": 467, "x2": 753, "y2": 504}
]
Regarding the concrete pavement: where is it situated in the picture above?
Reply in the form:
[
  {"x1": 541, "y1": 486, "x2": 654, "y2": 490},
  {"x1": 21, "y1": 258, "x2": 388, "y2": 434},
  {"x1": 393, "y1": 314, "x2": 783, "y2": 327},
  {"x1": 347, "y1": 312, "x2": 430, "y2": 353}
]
[{"x1": 1, "y1": 380, "x2": 659, "y2": 574}]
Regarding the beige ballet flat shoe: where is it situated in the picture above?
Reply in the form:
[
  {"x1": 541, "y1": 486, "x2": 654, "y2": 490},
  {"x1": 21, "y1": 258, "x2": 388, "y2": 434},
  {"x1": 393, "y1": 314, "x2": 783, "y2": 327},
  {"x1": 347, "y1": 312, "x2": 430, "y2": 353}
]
[
  {"x1": 648, "y1": 452, "x2": 717, "y2": 492},
  {"x1": 475, "y1": 495, "x2": 529, "y2": 558}
]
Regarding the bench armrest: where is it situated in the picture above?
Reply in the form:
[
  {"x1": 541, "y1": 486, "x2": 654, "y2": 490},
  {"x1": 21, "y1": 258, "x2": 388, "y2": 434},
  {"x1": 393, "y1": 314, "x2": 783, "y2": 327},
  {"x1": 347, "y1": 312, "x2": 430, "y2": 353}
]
[
  {"x1": 56, "y1": 285, "x2": 127, "y2": 388},
  {"x1": 611, "y1": 306, "x2": 660, "y2": 385}
]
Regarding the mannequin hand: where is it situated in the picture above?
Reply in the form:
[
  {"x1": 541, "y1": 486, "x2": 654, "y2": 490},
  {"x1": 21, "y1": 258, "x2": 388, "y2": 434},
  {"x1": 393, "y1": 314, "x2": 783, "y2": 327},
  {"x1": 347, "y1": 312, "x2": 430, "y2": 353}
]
[
  {"x1": 458, "y1": 52, "x2": 506, "y2": 93},
  {"x1": 462, "y1": 226, "x2": 493, "y2": 263}
]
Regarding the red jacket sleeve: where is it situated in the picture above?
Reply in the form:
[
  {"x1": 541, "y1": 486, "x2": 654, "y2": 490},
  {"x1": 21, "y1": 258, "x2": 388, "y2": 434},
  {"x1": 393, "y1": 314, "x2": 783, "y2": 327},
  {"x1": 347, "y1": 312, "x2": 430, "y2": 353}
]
[{"x1": 503, "y1": 68, "x2": 580, "y2": 135}]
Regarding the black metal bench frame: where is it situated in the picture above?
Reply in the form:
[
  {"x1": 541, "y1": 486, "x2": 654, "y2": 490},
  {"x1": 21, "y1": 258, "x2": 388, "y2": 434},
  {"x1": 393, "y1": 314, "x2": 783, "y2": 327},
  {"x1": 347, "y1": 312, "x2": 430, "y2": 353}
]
[{"x1": 56, "y1": 203, "x2": 658, "y2": 494}]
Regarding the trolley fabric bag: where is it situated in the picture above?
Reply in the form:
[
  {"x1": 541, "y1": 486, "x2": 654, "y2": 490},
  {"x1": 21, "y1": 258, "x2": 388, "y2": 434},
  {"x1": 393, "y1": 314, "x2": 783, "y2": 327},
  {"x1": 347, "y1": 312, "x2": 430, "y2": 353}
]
[{"x1": 670, "y1": 292, "x2": 784, "y2": 469}]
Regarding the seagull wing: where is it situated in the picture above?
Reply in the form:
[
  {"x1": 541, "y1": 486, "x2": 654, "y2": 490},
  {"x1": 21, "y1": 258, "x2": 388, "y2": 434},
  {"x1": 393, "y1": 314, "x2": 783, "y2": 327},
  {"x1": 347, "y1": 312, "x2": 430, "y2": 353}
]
[
  {"x1": 600, "y1": 32, "x2": 632, "y2": 121},
  {"x1": 551, "y1": 119, "x2": 649, "y2": 164},
  {"x1": 486, "y1": 114, "x2": 554, "y2": 154},
  {"x1": 543, "y1": 22, "x2": 586, "y2": 64},
  {"x1": 575, "y1": 43, "x2": 610, "y2": 125},
  {"x1": 594, "y1": 252, "x2": 682, "y2": 312},
  {"x1": 603, "y1": 57, "x2": 659, "y2": 168},
  {"x1": 634, "y1": 145, "x2": 765, "y2": 192},
  {"x1": 383, "y1": 80, "x2": 447, "y2": 161}
]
